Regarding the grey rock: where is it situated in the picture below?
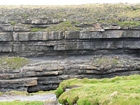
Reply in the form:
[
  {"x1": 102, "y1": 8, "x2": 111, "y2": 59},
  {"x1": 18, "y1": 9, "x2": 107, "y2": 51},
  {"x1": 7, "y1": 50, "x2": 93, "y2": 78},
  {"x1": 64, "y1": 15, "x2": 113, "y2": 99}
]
[
  {"x1": 29, "y1": 32, "x2": 43, "y2": 40},
  {"x1": 80, "y1": 31, "x2": 102, "y2": 39},
  {"x1": 14, "y1": 24, "x2": 31, "y2": 32},
  {"x1": 31, "y1": 25, "x2": 50, "y2": 28},
  {"x1": 18, "y1": 32, "x2": 30, "y2": 41},
  {"x1": 48, "y1": 31, "x2": 64, "y2": 40},
  {"x1": 21, "y1": 19, "x2": 32, "y2": 24},
  {"x1": 104, "y1": 25, "x2": 121, "y2": 30},
  {"x1": 123, "y1": 31, "x2": 140, "y2": 37},
  {"x1": 13, "y1": 32, "x2": 19, "y2": 41},
  {"x1": 32, "y1": 18, "x2": 51, "y2": 25},
  {"x1": 65, "y1": 31, "x2": 80, "y2": 39},
  {"x1": 0, "y1": 32, "x2": 13, "y2": 41},
  {"x1": 0, "y1": 24, "x2": 13, "y2": 32},
  {"x1": 103, "y1": 30, "x2": 123, "y2": 38},
  {"x1": 0, "y1": 44, "x2": 12, "y2": 52}
]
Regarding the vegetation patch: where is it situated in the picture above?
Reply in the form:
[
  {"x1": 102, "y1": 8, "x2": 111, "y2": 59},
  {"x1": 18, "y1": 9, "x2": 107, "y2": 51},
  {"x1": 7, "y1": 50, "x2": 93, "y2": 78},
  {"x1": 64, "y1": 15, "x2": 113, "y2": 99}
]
[
  {"x1": 46, "y1": 21, "x2": 81, "y2": 31},
  {"x1": 99, "y1": 19, "x2": 140, "y2": 27},
  {"x1": 91, "y1": 56, "x2": 134, "y2": 67},
  {"x1": 10, "y1": 21, "x2": 16, "y2": 25},
  {"x1": 56, "y1": 75, "x2": 140, "y2": 105},
  {"x1": 0, "y1": 57, "x2": 31, "y2": 70},
  {"x1": 0, "y1": 101, "x2": 44, "y2": 105}
]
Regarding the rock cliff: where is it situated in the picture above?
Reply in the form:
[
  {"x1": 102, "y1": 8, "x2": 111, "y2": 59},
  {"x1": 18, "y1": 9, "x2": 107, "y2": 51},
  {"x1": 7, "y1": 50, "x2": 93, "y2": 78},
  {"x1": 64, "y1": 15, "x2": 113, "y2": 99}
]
[{"x1": 0, "y1": 4, "x2": 140, "y2": 92}]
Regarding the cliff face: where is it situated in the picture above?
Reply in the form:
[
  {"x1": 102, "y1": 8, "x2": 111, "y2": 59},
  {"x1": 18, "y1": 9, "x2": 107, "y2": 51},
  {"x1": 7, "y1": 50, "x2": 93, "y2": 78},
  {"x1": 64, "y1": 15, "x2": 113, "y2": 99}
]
[
  {"x1": 0, "y1": 4, "x2": 140, "y2": 92},
  {"x1": 1, "y1": 29, "x2": 140, "y2": 57}
]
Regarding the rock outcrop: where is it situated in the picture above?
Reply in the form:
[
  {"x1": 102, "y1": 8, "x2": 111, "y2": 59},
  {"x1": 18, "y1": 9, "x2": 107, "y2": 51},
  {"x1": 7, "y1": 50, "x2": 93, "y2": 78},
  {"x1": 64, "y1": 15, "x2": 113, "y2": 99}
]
[
  {"x1": 0, "y1": 56, "x2": 140, "y2": 92},
  {"x1": 0, "y1": 30, "x2": 140, "y2": 57},
  {"x1": 0, "y1": 5, "x2": 140, "y2": 92}
]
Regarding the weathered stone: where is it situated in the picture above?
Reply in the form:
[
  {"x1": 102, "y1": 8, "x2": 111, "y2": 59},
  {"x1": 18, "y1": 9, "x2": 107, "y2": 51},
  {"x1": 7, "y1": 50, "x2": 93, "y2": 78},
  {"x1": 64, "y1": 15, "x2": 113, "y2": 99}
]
[
  {"x1": 29, "y1": 32, "x2": 43, "y2": 40},
  {"x1": 13, "y1": 32, "x2": 19, "y2": 41},
  {"x1": 18, "y1": 32, "x2": 30, "y2": 41},
  {"x1": 0, "y1": 24, "x2": 13, "y2": 32},
  {"x1": 0, "y1": 44, "x2": 12, "y2": 52},
  {"x1": 123, "y1": 31, "x2": 140, "y2": 37},
  {"x1": 78, "y1": 70, "x2": 100, "y2": 74},
  {"x1": 31, "y1": 25, "x2": 49, "y2": 28},
  {"x1": 48, "y1": 31, "x2": 63, "y2": 40},
  {"x1": 32, "y1": 18, "x2": 51, "y2": 25},
  {"x1": 13, "y1": 44, "x2": 21, "y2": 52},
  {"x1": 52, "y1": 19, "x2": 64, "y2": 24},
  {"x1": 80, "y1": 31, "x2": 102, "y2": 39},
  {"x1": 54, "y1": 44, "x2": 65, "y2": 50},
  {"x1": 0, "y1": 32, "x2": 13, "y2": 41},
  {"x1": 14, "y1": 24, "x2": 31, "y2": 32},
  {"x1": 104, "y1": 25, "x2": 121, "y2": 30},
  {"x1": 103, "y1": 30, "x2": 123, "y2": 38},
  {"x1": 124, "y1": 40, "x2": 140, "y2": 49},
  {"x1": 75, "y1": 23, "x2": 93, "y2": 28},
  {"x1": 54, "y1": 42, "x2": 77, "y2": 50},
  {"x1": 0, "y1": 78, "x2": 38, "y2": 91},
  {"x1": 65, "y1": 31, "x2": 80, "y2": 39},
  {"x1": 23, "y1": 79, "x2": 38, "y2": 86},
  {"x1": 21, "y1": 19, "x2": 32, "y2": 24}
]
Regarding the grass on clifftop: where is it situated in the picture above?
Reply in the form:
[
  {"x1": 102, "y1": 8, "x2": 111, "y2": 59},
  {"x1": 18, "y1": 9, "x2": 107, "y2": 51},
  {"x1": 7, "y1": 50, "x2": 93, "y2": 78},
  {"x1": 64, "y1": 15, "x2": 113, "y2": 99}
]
[
  {"x1": 56, "y1": 75, "x2": 140, "y2": 105},
  {"x1": 0, "y1": 57, "x2": 30, "y2": 70},
  {"x1": 2, "y1": 4, "x2": 140, "y2": 31}
]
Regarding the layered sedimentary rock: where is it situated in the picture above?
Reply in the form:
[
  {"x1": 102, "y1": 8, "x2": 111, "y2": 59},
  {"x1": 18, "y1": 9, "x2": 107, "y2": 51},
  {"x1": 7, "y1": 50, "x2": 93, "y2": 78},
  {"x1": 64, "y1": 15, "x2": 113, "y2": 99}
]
[
  {"x1": 0, "y1": 30, "x2": 140, "y2": 56},
  {"x1": 0, "y1": 17, "x2": 140, "y2": 92},
  {"x1": 0, "y1": 56, "x2": 140, "y2": 92}
]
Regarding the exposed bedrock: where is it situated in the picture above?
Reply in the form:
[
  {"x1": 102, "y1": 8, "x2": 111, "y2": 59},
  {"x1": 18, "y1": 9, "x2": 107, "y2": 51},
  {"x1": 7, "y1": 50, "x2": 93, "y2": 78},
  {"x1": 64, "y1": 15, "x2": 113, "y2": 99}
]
[
  {"x1": 0, "y1": 19, "x2": 140, "y2": 92},
  {"x1": 0, "y1": 55, "x2": 140, "y2": 92},
  {"x1": 0, "y1": 30, "x2": 140, "y2": 57}
]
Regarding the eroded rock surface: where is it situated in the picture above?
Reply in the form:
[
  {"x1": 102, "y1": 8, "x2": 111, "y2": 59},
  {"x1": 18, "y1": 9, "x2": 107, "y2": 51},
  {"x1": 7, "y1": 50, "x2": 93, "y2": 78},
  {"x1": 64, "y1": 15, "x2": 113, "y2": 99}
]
[
  {"x1": 0, "y1": 5, "x2": 140, "y2": 93},
  {"x1": 0, "y1": 55, "x2": 140, "y2": 92}
]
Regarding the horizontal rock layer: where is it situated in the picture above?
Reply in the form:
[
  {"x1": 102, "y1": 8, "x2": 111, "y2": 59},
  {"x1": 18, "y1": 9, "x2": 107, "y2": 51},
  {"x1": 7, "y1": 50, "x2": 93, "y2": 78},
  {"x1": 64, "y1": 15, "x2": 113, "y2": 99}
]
[
  {"x1": 0, "y1": 56, "x2": 140, "y2": 92},
  {"x1": 0, "y1": 30, "x2": 140, "y2": 56}
]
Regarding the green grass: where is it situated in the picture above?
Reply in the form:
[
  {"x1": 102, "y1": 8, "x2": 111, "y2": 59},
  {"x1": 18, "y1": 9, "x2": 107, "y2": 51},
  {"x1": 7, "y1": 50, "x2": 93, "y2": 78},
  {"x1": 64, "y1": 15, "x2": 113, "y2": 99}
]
[
  {"x1": 10, "y1": 21, "x2": 16, "y2": 25},
  {"x1": 0, "y1": 101, "x2": 44, "y2": 105},
  {"x1": 99, "y1": 19, "x2": 140, "y2": 27},
  {"x1": 0, "y1": 57, "x2": 31, "y2": 70},
  {"x1": 46, "y1": 21, "x2": 81, "y2": 31},
  {"x1": 56, "y1": 75, "x2": 140, "y2": 105}
]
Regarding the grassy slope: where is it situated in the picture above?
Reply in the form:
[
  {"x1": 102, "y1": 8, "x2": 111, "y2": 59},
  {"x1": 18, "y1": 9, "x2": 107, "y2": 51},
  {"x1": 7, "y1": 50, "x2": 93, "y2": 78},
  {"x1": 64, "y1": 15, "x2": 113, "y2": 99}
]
[
  {"x1": 0, "y1": 57, "x2": 30, "y2": 70},
  {"x1": 56, "y1": 75, "x2": 140, "y2": 105}
]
